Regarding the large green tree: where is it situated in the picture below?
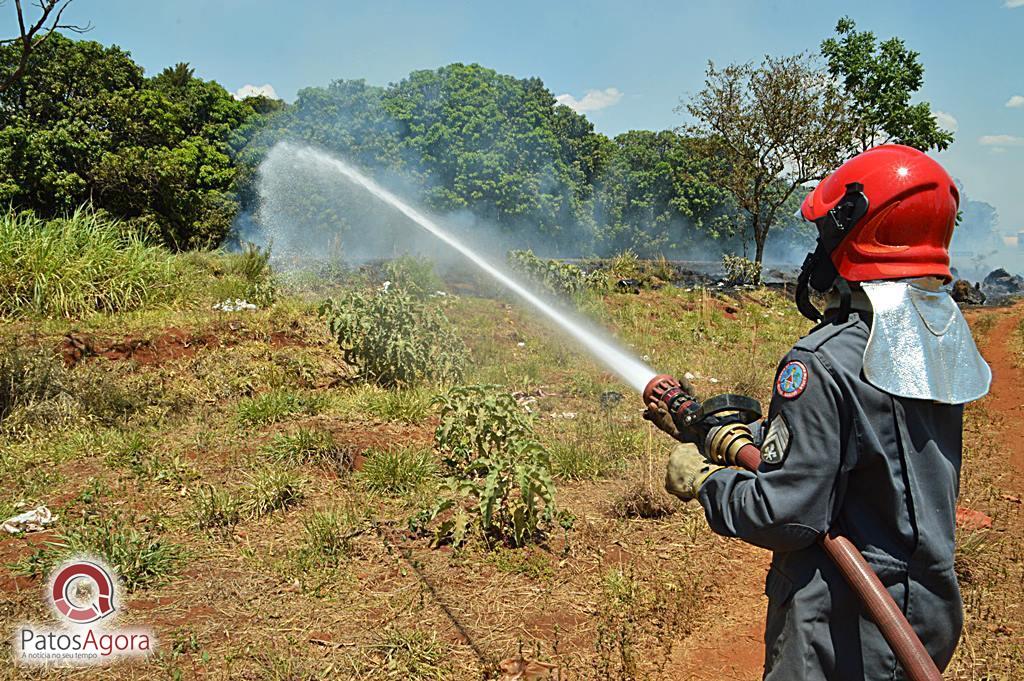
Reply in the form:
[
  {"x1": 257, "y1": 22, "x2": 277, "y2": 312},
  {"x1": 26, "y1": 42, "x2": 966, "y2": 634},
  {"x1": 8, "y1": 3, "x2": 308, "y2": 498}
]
[
  {"x1": 821, "y1": 17, "x2": 954, "y2": 153},
  {"x1": 0, "y1": 34, "x2": 265, "y2": 247},
  {"x1": 592, "y1": 130, "x2": 737, "y2": 256}
]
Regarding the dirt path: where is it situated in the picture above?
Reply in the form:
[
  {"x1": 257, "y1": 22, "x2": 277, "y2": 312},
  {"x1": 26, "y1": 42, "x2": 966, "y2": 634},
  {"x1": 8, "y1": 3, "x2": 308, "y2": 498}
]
[
  {"x1": 670, "y1": 303, "x2": 1024, "y2": 680},
  {"x1": 972, "y1": 304, "x2": 1024, "y2": 489}
]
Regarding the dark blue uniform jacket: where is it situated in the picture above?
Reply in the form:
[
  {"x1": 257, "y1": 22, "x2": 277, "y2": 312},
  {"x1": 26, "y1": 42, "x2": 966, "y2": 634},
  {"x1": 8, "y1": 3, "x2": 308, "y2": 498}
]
[{"x1": 698, "y1": 310, "x2": 963, "y2": 680}]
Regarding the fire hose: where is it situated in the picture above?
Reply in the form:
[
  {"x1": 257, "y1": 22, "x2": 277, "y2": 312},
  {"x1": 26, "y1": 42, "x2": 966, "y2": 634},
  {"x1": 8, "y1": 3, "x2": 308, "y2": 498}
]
[{"x1": 643, "y1": 375, "x2": 943, "y2": 681}]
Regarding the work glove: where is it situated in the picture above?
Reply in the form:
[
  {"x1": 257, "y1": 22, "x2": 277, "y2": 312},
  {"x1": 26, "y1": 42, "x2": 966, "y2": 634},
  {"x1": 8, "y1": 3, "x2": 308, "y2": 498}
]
[
  {"x1": 664, "y1": 443, "x2": 724, "y2": 502},
  {"x1": 643, "y1": 376, "x2": 696, "y2": 441},
  {"x1": 643, "y1": 398, "x2": 681, "y2": 439}
]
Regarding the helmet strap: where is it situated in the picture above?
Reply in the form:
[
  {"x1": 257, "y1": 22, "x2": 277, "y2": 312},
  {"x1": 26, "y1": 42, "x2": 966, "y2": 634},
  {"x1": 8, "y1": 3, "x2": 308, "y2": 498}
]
[{"x1": 795, "y1": 182, "x2": 869, "y2": 323}]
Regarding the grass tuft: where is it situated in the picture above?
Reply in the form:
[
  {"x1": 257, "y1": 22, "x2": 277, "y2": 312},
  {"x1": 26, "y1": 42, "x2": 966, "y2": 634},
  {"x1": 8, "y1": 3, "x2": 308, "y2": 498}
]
[
  {"x1": 243, "y1": 466, "x2": 305, "y2": 518},
  {"x1": 358, "y1": 447, "x2": 437, "y2": 496},
  {"x1": 190, "y1": 485, "x2": 243, "y2": 536},
  {"x1": 0, "y1": 207, "x2": 188, "y2": 318},
  {"x1": 262, "y1": 428, "x2": 354, "y2": 473},
  {"x1": 237, "y1": 390, "x2": 326, "y2": 427}
]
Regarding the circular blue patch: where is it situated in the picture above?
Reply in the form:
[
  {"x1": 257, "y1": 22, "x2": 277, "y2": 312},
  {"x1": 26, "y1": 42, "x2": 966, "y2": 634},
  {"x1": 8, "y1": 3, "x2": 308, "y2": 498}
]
[{"x1": 776, "y1": 361, "x2": 808, "y2": 399}]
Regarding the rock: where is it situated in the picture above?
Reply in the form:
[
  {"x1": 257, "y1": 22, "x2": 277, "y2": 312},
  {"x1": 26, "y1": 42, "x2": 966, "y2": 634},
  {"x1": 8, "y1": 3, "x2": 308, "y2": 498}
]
[
  {"x1": 982, "y1": 268, "x2": 1024, "y2": 296},
  {"x1": 951, "y1": 279, "x2": 986, "y2": 306},
  {"x1": 955, "y1": 506, "x2": 992, "y2": 531}
]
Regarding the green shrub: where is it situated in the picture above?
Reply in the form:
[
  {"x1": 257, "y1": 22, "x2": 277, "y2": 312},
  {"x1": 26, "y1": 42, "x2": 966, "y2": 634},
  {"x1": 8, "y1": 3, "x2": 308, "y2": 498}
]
[
  {"x1": 237, "y1": 390, "x2": 326, "y2": 427},
  {"x1": 358, "y1": 447, "x2": 437, "y2": 496},
  {"x1": 383, "y1": 255, "x2": 444, "y2": 299},
  {"x1": 413, "y1": 385, "x2": 570, "y2": 548},
  {"x1": 507, "y1": 249, "x2": 603, "y2": 300},
  {"x1": 0, "y1": 208, "x2": 187, "y2": 318},
  {"x1": 722, "y1": 254, "x2": 762, "y2": 286},
  {"x1": 320, "y1": 289, "x2": 466, "y2": 388}
]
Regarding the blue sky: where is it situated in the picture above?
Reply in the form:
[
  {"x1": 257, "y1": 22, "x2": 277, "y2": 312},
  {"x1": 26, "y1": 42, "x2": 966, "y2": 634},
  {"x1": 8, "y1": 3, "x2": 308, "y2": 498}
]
[{"x1": 6, "y1": 0, "x2": 1024, "y2": 237}]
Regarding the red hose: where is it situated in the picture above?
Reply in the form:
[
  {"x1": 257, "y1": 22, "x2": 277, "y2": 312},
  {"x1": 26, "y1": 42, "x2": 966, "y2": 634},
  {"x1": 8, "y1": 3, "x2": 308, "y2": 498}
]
[{"x1": 734, "y1": 443, "x2": 942, "y2": 681}]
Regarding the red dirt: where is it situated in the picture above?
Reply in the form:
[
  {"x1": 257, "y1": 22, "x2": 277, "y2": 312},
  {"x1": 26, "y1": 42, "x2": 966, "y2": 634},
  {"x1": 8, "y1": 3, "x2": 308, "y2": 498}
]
[
  {"x1": 59, "y1": 325, "x2": 309, "y2": 367},
  {"x1": 972, "y1": 304, "x2": 1024, "y2": 489},
  {"x1": 672, "y1": 302, "x2": 1024, "y2": 680}
]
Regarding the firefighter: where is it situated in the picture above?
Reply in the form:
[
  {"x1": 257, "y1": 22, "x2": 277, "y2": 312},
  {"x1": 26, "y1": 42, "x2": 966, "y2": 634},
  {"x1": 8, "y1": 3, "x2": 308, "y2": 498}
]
[{"x1": 648, "y1": 145, "x2": 991, "y2": 680}]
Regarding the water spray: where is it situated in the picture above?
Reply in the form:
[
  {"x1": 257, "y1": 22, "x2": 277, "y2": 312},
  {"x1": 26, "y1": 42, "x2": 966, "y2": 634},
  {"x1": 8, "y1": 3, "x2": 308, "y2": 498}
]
[
  {"x1": 263, "y1": 143, "x2": 657, "y2": 393},
  {"x1": 264, "y1": 143, "x2": 942, "y2": 681}
]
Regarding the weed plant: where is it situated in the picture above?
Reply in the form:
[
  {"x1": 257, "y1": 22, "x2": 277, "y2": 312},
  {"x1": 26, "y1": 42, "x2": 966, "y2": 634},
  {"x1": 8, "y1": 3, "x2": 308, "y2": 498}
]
[{"x1": 242, "y1": 466, "x2": 305, "y2": 518}]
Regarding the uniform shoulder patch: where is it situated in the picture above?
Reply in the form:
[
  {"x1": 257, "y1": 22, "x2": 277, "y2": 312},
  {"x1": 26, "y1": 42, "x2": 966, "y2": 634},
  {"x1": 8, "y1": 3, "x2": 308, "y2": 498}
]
[
  {"x1": 761, "y1": 414, "x2": 791, "y2": 465},
  {"x1": 776, "y1": 360, "x2": 809, "y2": 399}
]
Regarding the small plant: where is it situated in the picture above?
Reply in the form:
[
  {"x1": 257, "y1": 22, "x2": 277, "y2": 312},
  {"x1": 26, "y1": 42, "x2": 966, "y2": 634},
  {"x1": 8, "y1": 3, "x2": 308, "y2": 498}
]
[
  {"x1": 11, "y1": 515, "x2": 183, "y2": 592},
  {"x1": 262, "y1": 428, "x2": 354, "y2": 474},
  {"x1": 358, "y1": 447, "x2": 437, "y2": 496},
  {"x1": 321, "y1": 289, "x2": 466, "y2": 388},
  {"x1": 237, "y1": 390, "x2": 325, "y2": 427},
  {"x1": 507, "y1": 249, "x2": 603, "y2": 301},
  {"x1": 366, "y1": 627, "x2": 452, "y2": 680},
  {"x1": 383, "y1": 255, "x2": 444, "y2": 299},
  {"x1": 243, "y1": 467, "x2": 305, "y2": 518},
  {"x1": 545, "y1": 418, "x2": 641, "y2": 481},
  {"x1": 0, "y1": 344, "x2": 66, "y2": 423},
  {"x1": 413, "y1": 385, "x2": 570, "y2": 548},
  {"x1": 357, "y1": 387, "x2": 435, "y2": 424},
  {"x1": 300, "y1": 508, "x2": 361, "y2": 567},
  {"x1": 722, "y1": 253, "x2": 762, "y2": 286},
  {"x1": 190, "y1": 485, "x2": 242, "y2": 536}
]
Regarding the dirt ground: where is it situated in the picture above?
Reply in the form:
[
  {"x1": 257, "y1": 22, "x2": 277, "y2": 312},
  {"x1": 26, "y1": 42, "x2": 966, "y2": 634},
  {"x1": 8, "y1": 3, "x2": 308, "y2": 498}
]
[{"x1": 1, "y1": 291, "x2": 1022, "y2": 680}]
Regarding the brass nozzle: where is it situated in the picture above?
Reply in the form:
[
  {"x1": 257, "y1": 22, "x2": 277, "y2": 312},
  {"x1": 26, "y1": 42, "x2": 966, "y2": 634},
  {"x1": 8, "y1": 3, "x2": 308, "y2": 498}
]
[{"x1": 707, "y1": 422, "x2": 755, "y2": 466}]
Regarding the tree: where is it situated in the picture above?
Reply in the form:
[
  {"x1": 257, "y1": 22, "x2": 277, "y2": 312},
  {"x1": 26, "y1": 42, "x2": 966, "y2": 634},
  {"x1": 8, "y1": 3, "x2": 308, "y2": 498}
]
[
  {"x1": 821, "y1": 16, "x2": 953, "y2": 153},
  {"x1": 0, "y1": 34, "x2": 264, "y2": 248},
  {"x1": 0, "y1": 0, "x2": 89, "y2": 91},
  {"x1": 683, "y1": 55, "x2": 853, "y2": 265}
]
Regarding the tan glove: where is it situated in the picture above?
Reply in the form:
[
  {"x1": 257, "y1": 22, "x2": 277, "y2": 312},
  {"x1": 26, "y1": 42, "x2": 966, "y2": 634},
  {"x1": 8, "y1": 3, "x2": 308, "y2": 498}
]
[
  {"x1": 664, "y1": 443, "x2": 724, "y2": 501},
  {"x1": 644, "y1": 399, "x2": 681, "y2": 439}
]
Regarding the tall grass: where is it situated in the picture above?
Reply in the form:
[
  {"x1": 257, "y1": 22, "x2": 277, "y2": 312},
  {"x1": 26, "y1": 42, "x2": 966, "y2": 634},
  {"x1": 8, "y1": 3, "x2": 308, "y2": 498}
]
[{"x1": 0, "y1": 208, "x2": 187, "y2": 318}]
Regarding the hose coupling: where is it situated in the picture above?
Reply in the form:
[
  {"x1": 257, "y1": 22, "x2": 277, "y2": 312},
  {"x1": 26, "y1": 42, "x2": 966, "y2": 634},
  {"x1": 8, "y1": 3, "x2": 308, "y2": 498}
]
[{"x1": 706, "y1": 422, "x2": 755, "y2": 466}]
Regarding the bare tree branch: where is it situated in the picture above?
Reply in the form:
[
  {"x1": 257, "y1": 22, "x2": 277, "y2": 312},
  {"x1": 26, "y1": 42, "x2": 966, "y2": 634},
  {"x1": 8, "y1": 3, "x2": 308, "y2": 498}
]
[{"x1": 0, "y1": 0, "x2": 91, "y2": 92}]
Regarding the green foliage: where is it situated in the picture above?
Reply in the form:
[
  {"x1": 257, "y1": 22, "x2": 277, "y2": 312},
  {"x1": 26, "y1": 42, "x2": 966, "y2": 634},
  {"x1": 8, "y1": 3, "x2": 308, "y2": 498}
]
[
  {"x1": 507, "y1": 249, "x2": 602, "y2": 300},
  {"x1": 722, "y1": 254, "x2": 762, "y2": 286},
  {"x1": 0, "y1": 208, "x2": 186, "y2": 318},
  {"x1": 236, "y1": 390, "x2": 325, "y2": 427},
  {"x1": 11, "y1": 515, "x2": 183, "y2": 592},
  {"x1": 300, "y1": 508, "x2": 360, "y2": 567},
  {"x1": 821, "y1": 17, "x2": 954, "y2": 153},
  {"x1": 686, "y1": 55, "x2": 852, "y2": 263},
  {"x1": 242, "y1": 466, "x2": 305, "y2": 518},
  {"x1": 321, "y1": 289, "x2": 466, "y2": 388},
  {"x1": 414, "y1": 385, "x2": 569, "y2": 548},
  {"x1": 0, "y1": 34, "x2": 269, "y2": 248},
  {"x1": 383, "y1": 256, "x2": 444, "y2": 299},
  {"x1": 358, "y1": 447, "x2": 437, "y2": 496}
]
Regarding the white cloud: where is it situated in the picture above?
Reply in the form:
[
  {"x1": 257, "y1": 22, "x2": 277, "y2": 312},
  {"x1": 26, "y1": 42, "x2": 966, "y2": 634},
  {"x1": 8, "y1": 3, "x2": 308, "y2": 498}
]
[
  {"x1": 933, "y1": 111, "x2": 958, "y2": 133},
  {"x1": 1005, "y1": 0, "x2": 1024, "y2": 7},
  {"x1": 980, "y1": 134, "x2": 1024, "y2": 146},
  {"x1": 555, "y1": 87, "x2": 623, "y2": 113},
  {"x1": 1006, "y1": 95, "x2": 1024, "y2": 108},
  {"x1": 233, "y1": 83, "x2": 279, "y2": 100}
]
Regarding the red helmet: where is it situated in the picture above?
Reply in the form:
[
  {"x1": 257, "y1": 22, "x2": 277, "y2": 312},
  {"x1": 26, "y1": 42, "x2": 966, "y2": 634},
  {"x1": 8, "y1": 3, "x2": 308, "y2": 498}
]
[{"x1": 801, "y1": 144, "x2": 960, "y2": 282}]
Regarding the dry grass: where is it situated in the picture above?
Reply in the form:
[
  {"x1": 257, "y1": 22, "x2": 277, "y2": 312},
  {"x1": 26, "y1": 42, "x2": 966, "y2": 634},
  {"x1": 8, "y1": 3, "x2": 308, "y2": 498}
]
[{"x1": 1, "y1": 269, "x2": 1020, "y2": 680}]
